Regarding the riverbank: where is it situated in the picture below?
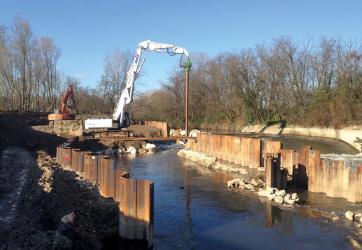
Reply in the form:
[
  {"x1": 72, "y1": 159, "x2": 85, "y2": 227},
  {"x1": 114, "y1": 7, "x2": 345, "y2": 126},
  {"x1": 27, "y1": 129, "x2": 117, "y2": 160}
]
[{"x1": 0, "y1": 113, "x2": 120, "y2": 249}]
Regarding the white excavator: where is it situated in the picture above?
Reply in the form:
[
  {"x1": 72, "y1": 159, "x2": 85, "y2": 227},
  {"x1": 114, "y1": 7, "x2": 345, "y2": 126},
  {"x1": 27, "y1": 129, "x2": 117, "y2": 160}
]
[{"x1": 84, "y1": 40, "x2": 191, "y2": 130}]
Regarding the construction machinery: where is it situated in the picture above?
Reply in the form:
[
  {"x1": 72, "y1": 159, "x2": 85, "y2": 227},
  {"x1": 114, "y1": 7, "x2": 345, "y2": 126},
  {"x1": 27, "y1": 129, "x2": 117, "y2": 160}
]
[
  {"x1": 48, "y1": 84, "x2": 77, "y2": 122},
  {"x1": 84, "y1": 40, "x2": 191, "y2": 130}
]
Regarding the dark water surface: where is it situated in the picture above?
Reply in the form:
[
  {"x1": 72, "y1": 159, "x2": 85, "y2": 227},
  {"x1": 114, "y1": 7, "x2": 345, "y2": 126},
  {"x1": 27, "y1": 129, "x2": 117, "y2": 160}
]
[{"x1": 119, "y1": 149, "x2": 354, "y2": 250}]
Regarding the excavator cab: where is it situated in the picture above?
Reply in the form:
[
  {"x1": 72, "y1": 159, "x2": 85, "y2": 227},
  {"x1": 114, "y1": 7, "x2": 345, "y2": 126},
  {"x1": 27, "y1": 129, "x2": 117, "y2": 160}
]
[{"x1": 48, "y1": 84, "x2": 76, "y2": 123}]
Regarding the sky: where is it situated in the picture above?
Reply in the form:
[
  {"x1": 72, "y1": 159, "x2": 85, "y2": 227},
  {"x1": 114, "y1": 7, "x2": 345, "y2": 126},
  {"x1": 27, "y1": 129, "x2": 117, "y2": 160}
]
[{"x1": 1, "y1": 0, "x2": 362, "y2": 92}]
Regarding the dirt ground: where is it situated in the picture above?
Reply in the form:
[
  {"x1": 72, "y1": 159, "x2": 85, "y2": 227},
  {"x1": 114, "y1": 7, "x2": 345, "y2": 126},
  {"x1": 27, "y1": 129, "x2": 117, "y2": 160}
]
[{"x1": 0, "y1": 112, "x2": 120, "y2": 250}]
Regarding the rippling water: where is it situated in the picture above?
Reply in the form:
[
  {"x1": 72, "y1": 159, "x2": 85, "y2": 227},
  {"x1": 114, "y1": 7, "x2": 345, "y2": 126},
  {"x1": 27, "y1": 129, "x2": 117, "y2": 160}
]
[{"x1": 117, "y1": 148, "x2": 354, "y2": 250}]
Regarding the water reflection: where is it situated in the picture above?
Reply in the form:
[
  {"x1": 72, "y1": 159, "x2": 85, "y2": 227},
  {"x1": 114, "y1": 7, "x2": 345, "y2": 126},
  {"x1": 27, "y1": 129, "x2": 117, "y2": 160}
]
[
  {"x1": 265, "y1": 202, "x2": 282, "y2": 227},
  {"x1": 117, "y1": 150, "x2": 354, "y2": 250}
]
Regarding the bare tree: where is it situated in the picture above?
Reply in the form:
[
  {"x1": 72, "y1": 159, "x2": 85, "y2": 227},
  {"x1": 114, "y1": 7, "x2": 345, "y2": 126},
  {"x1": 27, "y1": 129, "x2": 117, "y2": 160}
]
[{"x1": 98, "y1": 49, "x2": 132, "y2": 110}]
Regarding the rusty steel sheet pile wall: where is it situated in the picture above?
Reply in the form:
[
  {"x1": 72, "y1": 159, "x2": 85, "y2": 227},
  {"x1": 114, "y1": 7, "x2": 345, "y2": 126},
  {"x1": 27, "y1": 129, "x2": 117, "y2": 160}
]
[
  {"x1": 55, "y1": 145, "x2": 154, "y2": 245},
  {"x1": 186, "y1": 134, "x2": 362, "y2": 203},
  {"x1": 279, "y1": 145, "x2": 362, "y2": 203},
  {"x1": 119, "y1": 178, "x2": 154, "y2": 246},
  {"x1": 307, "y1": 153, "x2": 362, "y2": 203},
  {"x1": 187, "y1": 134, "x2": 267, "y2": 168}
]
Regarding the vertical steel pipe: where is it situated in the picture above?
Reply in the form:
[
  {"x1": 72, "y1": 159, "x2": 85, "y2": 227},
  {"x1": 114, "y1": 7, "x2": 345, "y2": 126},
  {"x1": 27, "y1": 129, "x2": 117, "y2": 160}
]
[{"x1": 184, "y1": 69, "x2": 189, "y2": 137}]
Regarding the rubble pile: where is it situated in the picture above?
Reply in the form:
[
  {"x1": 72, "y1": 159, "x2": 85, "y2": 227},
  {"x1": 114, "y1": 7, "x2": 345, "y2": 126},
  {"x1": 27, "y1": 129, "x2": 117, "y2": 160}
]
[{"x1": 227, "y1": 177, "x2": 300, "y2": 205}]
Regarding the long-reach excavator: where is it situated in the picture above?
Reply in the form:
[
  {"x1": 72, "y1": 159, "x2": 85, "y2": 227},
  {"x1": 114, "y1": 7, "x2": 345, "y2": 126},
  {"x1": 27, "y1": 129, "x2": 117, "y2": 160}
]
[
  {"x1": 48, "y1": 84, "x2": 77, "y2": 122},
  {"x1": 85, "y1": 40, "x2": 191, "y2": 130}
]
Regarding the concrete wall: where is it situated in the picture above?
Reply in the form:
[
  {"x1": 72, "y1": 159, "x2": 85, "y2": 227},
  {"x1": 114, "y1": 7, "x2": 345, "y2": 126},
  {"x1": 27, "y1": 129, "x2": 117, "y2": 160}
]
[
  {"x1": 144, "y1": 121, "x2": 168, "y2": 137},
  {"x1": 283, "y1": 126, "x2": 362, "y2": 152},
  {"x1": 54, "y1": 120, "x2": 83, "y2": 137},
  {"x1": 242, "y1": 125, "x2": 362, "y2": 152}
]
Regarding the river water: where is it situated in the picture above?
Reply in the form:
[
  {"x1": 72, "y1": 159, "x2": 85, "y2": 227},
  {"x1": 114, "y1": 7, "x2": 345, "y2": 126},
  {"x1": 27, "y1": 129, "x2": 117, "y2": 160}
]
[{"x1": 119, "y1": 146, "x2": 355, "y2": 250}]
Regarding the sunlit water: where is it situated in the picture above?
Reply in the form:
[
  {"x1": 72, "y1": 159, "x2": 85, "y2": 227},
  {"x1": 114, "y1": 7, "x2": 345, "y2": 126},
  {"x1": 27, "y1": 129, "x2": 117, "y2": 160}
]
[{"x1": 118, "y1": 148, "x2": 354, "y2": 250}]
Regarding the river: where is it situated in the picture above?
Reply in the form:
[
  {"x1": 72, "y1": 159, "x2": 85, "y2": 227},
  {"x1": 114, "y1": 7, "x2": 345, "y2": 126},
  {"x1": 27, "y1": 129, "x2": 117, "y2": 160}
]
[{"x1": 118, "y1": 146, "x2": 355, "y2": 250}]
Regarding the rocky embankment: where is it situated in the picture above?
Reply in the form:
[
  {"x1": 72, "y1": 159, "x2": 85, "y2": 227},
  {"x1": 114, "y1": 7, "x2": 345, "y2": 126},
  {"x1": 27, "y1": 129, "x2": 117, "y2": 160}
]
[
  {"x1": 227, "y1": 178, "x2": 300, "y2": 205},
  {"x1": 177, "y1": 149, "x2": 248, "y2": 175}
]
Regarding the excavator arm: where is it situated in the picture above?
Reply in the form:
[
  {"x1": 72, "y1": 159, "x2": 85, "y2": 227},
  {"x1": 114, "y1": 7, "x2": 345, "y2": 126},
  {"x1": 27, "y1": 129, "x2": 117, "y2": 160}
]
[
  {"x1": 85, "y1": 40, "x2": 190, "y2": 129},
  {"x1": 112, "y1": 40, "x2": 189, "y2": 124}
]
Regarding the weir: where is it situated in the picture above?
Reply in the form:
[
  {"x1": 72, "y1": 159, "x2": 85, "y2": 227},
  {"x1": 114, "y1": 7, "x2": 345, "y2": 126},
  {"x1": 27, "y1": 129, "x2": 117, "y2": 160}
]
[{"x1": 186, "y1": 133, "x2": 362, "y2": 203}]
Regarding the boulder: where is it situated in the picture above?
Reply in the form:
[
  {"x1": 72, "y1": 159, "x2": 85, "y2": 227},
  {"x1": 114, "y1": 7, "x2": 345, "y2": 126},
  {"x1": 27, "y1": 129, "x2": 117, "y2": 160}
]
[
  {"x1": 285, "y1": 198, "x2": 296, "y2": 205},
  {"x1": 126, "y1": 146, "x2": 137, "y2": 155},
  {"x1": 276, "y1": 190, "x2": 286, "y2": 197},
  {"x1": 345, "y1": 211, "x2": 355, "y2": 221},
  {"x1": 250, "y1": 178, "x2": 258, "y2": 187},
  {"x1": 274, "y1": 196, "x2": 284, "y2": 204},
  {"x1": 170, "y1": 129, "x2": 177, "y2": 137},
  {"x1": 291, "y1": 193, "x2": 298, "y2": 200},
  {"x1": 355, "y1": 213, "x2": 362, "y2": 221},
  {"x1": 189, "y1": 129, "x2": 200, "y2": 137},
  {"x1": 227, "y1": 178, "x2": 244, "y2": 189},
  {"x1": 145, "y1": 143, "x2": 156, "y2": 152},
  {"x1": 244, "y1": 183, "x2": 255, "y2": 191}
]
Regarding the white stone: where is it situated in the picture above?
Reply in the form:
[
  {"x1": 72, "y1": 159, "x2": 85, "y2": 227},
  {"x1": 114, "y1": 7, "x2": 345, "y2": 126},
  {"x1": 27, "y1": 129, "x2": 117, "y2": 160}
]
[
  {"x1": 266, "y1": 187, "x2": 277, "y2": 194},
  {"x1": 250, "y1": 178, "x2": 258, "y2": 187},
  {"x1": 257, "y1": 178, "x2": 264, "y2": 185},
  {"x1": 345, "y1": 211, "x2": 355, "y2": 221},
  {"x1": 189, "y1": 129, "x2": 200, "y2": 138},
  {"x1": 244, "y1": 183, "x2": 255, "y2": 191},
  {"x1": 276, "y1": 190, "x2": 286, "y2": 197},
  {"x1": 291, "y1": 193, "x2": 298, "y2": 200},
  {"x1": 332, "y1": 216, "x2": 340, "y2": 221},
  {"x1": 127, "y1": 146, "x2": 137, "y2": 155},
  {"x1": 60, "y1": 212, "x2": 75, "y2": 224},
  {"x1": 285, "y1": 199, "x2": 296, "y2": 205},
  {"x1": 145, "y1": 143, "x2": 156, "y2": 152},
  {"x1": 355, "y1": 213, "x2": 362, "y2": 220},
  {"x1": 274, "y1": 196, "x2": 284, "y2": 203},
  {"x1": 170, "y1": 129, "x2": 177, "y2": 137},
  {"x1": 267, "y1": 193, "x2": 276, "y2": 201},
  {"x1": 257, "y1": 189, "x2": 269, "y2": 197}
]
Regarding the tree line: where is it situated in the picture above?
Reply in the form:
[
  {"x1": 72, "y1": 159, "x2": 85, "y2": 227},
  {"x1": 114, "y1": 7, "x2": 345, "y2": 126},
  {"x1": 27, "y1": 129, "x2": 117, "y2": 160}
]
[
  {"x1": 132, "y1": 38, "x2": 362, "y2": 129},
  {"x1": 1, "y1": 18, "x2": 361, "y2": 129}
]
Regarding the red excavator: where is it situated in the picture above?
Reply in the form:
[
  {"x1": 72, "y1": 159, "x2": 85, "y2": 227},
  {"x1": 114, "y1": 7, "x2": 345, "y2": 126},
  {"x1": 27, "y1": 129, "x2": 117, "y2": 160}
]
[{"x1": 48, "y1": 84, "x2": 77, "y2": 122}]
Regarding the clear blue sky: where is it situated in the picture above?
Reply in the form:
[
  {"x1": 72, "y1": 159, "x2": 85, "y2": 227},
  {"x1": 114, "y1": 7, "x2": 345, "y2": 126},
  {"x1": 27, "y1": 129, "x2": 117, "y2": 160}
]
[{"x1": 1, "y1": 0, "x2": 362, "y2": 91}]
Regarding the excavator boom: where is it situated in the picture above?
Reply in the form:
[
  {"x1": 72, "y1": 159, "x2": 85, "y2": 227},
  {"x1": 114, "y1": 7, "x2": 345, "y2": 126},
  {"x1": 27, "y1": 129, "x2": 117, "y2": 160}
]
[{"x1": 85, "y1": 40, "x2": 190, "y2": 129}]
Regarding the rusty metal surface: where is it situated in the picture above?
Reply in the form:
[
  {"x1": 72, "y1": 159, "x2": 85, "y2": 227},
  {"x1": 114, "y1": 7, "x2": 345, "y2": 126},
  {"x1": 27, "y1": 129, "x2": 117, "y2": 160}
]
[
  {"x1": 71, "y1": 148, "x2": 80, "y2": 170},
  {"x1": 62, "y1": 147, "x2": 72, "y2": 168}
]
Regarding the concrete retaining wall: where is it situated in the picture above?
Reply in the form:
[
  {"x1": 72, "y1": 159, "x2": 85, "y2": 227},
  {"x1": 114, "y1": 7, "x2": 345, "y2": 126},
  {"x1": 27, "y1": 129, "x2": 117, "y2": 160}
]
[
  {"x1": 144, "y1": 121, "x2": 168, "y2": 137},
  {"x1": 242, "y1": 124, "x2": 362, "y2": 152},
  {"x1": 54, "y1": 120, "x2": 83, "y2": 137},
  {"x1": 283, "y1": 126, "x2": 362, "y2": 152}
]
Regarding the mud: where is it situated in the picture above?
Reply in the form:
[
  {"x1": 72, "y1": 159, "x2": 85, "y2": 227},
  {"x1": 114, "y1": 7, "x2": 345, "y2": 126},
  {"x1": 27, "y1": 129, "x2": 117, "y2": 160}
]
[{"x1": 0, "y1": 112, "x2": 120, "y2": 249}]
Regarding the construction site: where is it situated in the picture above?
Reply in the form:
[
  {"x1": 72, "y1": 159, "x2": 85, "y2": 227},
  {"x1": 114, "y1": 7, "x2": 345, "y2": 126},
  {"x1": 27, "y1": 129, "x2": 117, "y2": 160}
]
[{"x1": 3, "y1": 2, "x2": 362, "y2": 250}]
